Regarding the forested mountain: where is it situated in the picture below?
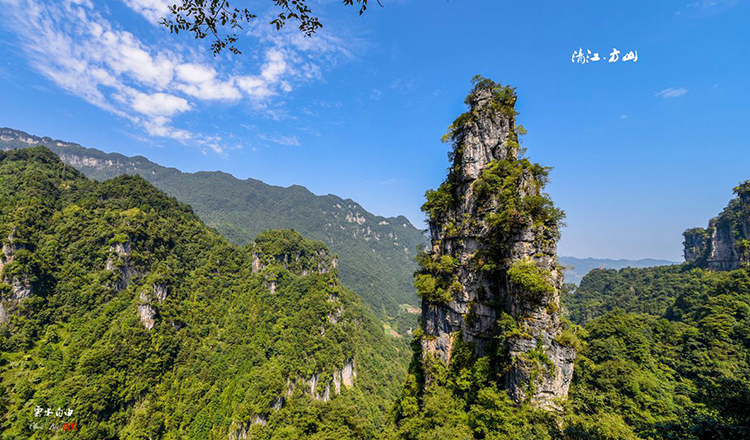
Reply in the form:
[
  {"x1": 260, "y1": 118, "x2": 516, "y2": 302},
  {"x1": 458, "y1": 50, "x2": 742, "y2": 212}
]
[
  {"x1": 388, "y1": 78, "x2": 750, "y2": 440},
  {"x1": 555, "y1": 180, "x2": 750, "y2": 439},
  {"x1": 0, "y1": 147, "x2": 408, "y2": 439},
  {"x1": 0, "y1": 128, "x2": 427, "y2": 329},
  {"x1": 559, "y1": 257, "x2": 677, "y2": 285},
  {"x1": 684, "y1": 180, "x2": 750, "y2": 270},
  {"x1": 566, "y1": 183, "x2": 750, "y2": 326},
  {"x1": 4, "y1": 101, "x2": 750, "y2": 440},
  {"x1": 564, "y1": 264, "x2": 695, "y2": 324}
]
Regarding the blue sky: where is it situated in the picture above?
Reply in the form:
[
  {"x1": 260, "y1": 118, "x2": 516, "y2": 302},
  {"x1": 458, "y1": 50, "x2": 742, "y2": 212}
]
[{"x1": 1, "y1": 0, "x2": 748, "y2": 260}]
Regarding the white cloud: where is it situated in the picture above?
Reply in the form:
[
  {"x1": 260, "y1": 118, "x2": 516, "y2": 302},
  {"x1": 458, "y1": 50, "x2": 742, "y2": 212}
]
[
  {"x1": 258, "y1": 133, "x2": 301, "y2": 146},
  {"x1": 131, "y1": 92, "x2": 190, "y2": 116},
  {"x1": 655, "y1": 87, "x2": 688, "y2": 99},
  {"x1": 175, "y1": 63, "x2": 242, "y2": 100},
  {"x1": 120, "y1": 0, "x2": 171, "y2": 23},
  {"x1": 0, "y1": 0, "x2": 358, "y2": 152},
  {"x1": 1, "y1": 0, "x2": 358, "y2": 153},
  {"x1": 261, "y1": 49, "x2": 288, "y2": 82},
  {"x1": 236, "y1": 49, "x2": 290, "y2": 99},
  {"x1": 175, "y1": 63, "x2": 216, "y2": 84}
]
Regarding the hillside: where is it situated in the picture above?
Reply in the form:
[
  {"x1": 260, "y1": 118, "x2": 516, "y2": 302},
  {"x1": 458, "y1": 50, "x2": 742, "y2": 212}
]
[
  {"x1": 559, "y1": 257, "x2": 677, "y2": 285},
  {"x1": 566, "y1": 182, "x2": 750, "y2": 325},
  {"x1": 0, "y1": 128, "x2": 428, "y2": 328},
  {"x1": 0, "y1": 147, "x2": 408, "y2": 439},
  {"x1": 683, "y1": 180, "x2": 750, "y2": 270},
  {"x1": 564, "y1": 264, "x2": 703, "y2": 325}
]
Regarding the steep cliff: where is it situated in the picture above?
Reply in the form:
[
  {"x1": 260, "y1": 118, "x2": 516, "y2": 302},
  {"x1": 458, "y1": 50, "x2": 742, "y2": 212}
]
[
  {"x1": 417, "y1": 77, "x2": 575, "y2": 408},
  {"x1": 684, "y1": 181, "x2": 750, "y2": 270}
]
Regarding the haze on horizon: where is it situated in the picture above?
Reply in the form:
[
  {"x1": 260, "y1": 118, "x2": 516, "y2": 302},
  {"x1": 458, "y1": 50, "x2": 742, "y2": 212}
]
[{"x1": 0, "y1": 0, "x2": 748, "y2": 262}]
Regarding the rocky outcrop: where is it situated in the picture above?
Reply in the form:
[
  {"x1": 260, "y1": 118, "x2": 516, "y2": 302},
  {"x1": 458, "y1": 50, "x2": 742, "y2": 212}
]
[
  {"x1": 303, "y1": 358, "x2": 356, "y2": 403},
  {"x1": 138, "y1": 284, "x2": 168, "y2": 330},
  {"x1": 228, "y1": 359, "x2": 356, "y2": 439},
  {"x1": 288, "y1": 361, "x2": 356, "y2": 402},
  {"x1": 106, "y1": 240, "x2": 141, "y2": 291},
  {"x1": 0, "y1": 232, "x2": 34, "y2": 323},
  {"x1": 419, "y1": 78, "x2": 575, "y2": 409},
  {"x1": 251, "y1": 231, "x2": 340, "y2": 297},
  {"x1": 683, "y1": 228, "x2": 709, "y2": 265},
  {"x1": 229, "y1": 416, "x2": 268, "y2": 440},
  {"x1": 251, "y1": 247, "x2": 338, "y2": 277},
  {"x1": 684, "y1": 181, "x2": 750, "y2": 271},
  {"x1": 1, "y1": 234, "x2": 33, "y2": 299}
]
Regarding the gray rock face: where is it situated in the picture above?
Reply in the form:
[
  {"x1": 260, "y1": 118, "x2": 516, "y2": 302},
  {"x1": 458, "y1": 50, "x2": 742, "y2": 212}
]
[
  {"x1": 227, "y1": 357, "x2": 356, "y2": 439},
  {"x1": 303, "y1": 358, "x2": 356, "y2": 403},
  {"x1": 683, "y1": 185, "x2": 750, "y2": 271},
  {"x1": 0, "y1": 233, "x2": 34, "y2": 323},
  {"x1": 456, "y1": 87, "x2": 516, "y2": 182},
  {"x1": 252, "y1": 247, "x2": 338, "y2": 277},
  {"x1": 708, "y1": 224, "x2": 741, "y2": 270},
  {"x1": 106, "y1": 240, "x2": 141, "y2": 291},
  {"x1": 421, "y1": 81, "x2": 575, "y2": 409},
  {"x1": 1, "y1": 236, "x2": 33, "y2": 300},
  {"x1": 138, "y1": 284, "x2": 169, "y2": 330},
  {"x1": 683, "y1": 228, "x2": 709, "y2": 264}
]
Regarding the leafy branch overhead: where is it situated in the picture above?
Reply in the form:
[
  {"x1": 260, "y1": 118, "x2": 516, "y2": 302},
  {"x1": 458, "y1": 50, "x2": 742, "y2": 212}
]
[{"x1": 160, "y1": 0, "x2": 373, "y2": 55}]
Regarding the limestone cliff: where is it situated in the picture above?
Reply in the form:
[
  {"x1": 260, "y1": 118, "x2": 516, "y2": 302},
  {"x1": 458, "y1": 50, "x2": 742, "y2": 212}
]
[
  {"x1": 0, "y1": 230, "x2": 34, "y2": 323},
  {"x1": 418, "y1": 77, "x2": 576, "y2": 409},
  {"x1": 684, "y1": 181, "x2": 750, "y2": 270}
]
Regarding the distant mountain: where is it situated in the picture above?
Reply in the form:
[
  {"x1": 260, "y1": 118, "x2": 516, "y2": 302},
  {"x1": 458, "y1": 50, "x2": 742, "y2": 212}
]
[
  {"x1": 0, "y1": 127, "x2": 429, "y2": 327},
  {"x1": 559, "y1": 256, "x2": 678, "y2": 285}
]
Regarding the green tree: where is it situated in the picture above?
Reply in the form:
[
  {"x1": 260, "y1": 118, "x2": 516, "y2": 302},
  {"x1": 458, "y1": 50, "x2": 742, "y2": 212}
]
[{"x1": 160, "y1": 0, "x2": 373, "y2": 55}]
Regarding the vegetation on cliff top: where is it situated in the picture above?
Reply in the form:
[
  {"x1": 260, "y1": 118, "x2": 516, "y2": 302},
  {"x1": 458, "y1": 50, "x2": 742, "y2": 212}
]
[
  {"x1": 397, "y1": 78, "x2": 750, "y2": 439},
  {"x1": 416, "y1": 77, "x2": 563, "y2": 304}
]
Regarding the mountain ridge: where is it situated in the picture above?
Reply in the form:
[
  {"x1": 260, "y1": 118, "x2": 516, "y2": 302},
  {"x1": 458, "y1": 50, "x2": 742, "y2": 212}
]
[
  {"x1": 559, "y1": 256, "x2": 678, "y2": 285},
  {"x1": 0, "y1": 147, "x2": 408, "y2": 437},
  {"x1": 1, "y1": 127, "x2": 678, "y2": 319},
  {"x1": 0, "y1": 127, "x2": 428, "y2": 324}
]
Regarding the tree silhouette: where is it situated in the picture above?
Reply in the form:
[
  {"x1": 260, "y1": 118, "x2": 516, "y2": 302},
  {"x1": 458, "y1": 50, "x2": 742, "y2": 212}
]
[{"x1": 160, "y1": 0, "x2": 373, "y2": 56}]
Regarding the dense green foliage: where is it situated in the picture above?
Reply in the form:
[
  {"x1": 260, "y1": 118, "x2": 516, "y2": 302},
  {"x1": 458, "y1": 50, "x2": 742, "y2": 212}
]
[
  {"x1": 390, "y1": 335, "x2": 564, "y2": 440},
  {"x1": 395, "y1": 264, "x2": 750, "y2": 439},
  {"x1": 565, "y1": 265, "x2": 703, "y2": 325},
  {"x1": 567, "y1": 266, "x2": 750, "y2": 439},
  {"x1": 0, "y1": 148, "x2": 408, "y2": 439},
  {"x1": 412, "y1": 252, "x2": 459, "y2": 303},
  {"x1": 0, "y1": 128, "x2": 426, "y2": 334},
  {"x1": 396, "y1": 78, "x2": 750, "y2": 439},
  {"x1": 558, "y1": 257, "x2": 677, "y2": 286},
  {"x1": 508, "y1": 260, "x2": 555, "y2": 303}
]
